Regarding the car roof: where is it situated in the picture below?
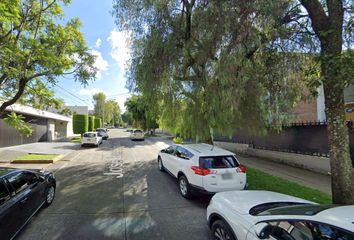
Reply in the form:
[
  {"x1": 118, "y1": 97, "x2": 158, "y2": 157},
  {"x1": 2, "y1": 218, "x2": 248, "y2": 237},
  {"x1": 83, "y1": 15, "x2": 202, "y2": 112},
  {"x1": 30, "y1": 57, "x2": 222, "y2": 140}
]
[
  {"x1": 0, "y1": 168, "x2": 18, "y2": 177},
  {"x1": 84, "y1": 132, "x2": 97, "y2": 134},
  {"x1": 313, "y1": 205, "x2": 354, "y2": 232},
  {"x1": 213, "y1": 190, "x2": 315, "y2": 215},
  {"x1": 175, "y1": 143, "x2": 235, "y2": 157}
]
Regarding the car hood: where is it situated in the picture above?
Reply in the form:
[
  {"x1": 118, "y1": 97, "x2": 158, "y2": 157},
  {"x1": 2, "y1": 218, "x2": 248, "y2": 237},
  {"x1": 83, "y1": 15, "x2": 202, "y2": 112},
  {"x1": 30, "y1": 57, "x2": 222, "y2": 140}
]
[{"x1": 214, "y1": 190, "x2": 315, "y2": 215}]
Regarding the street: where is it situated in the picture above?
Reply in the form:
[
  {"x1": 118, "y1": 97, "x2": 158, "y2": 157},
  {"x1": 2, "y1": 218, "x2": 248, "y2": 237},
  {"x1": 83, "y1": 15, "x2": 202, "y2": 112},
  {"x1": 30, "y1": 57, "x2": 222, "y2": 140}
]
[{"x1": 17, "y1": 129, "x2": 212, "y2": 240}]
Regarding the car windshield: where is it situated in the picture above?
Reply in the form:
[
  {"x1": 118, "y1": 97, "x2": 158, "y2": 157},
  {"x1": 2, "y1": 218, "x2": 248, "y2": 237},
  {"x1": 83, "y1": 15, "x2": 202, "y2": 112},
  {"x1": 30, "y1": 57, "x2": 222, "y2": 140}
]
[
  {"x1": 83, "y1": 133, "x2": 96, "y2": 138},
  {"x1": 199, "y1": 156, "x2": 239, "y2": 169},
  {"x1": 96, "y1": 128, "x2": 106, "y2": 132},
  {"x1": 256, "y1": 204, "x2": 336, "y2": 216},
  {"x1": 134, "y1": 130, "x2": 143, "y2": 133}
]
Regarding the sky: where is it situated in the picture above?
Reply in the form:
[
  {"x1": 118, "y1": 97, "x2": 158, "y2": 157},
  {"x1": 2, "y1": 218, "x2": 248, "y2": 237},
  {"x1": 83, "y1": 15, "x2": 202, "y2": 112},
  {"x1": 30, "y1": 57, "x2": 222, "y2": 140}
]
[{"x1": 54, "y1": 0, "x2": 131, "y2": 111}]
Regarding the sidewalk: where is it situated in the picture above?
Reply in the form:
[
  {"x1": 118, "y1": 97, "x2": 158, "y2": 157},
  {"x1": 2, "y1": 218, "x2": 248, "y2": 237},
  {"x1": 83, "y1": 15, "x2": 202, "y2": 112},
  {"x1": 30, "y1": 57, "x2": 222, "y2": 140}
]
[{"x1": 238, "y1": 153, "x2": 331, "y2": 195}]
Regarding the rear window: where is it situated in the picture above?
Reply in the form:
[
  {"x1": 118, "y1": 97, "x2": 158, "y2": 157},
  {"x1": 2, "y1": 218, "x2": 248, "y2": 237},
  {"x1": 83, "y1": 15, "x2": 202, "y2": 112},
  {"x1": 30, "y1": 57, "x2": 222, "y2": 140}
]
[
  {"x1": 97, "y1": 128, "x2": 106, "y2": 132},
  {"x1": 199, "y1": 155, "x2": 239, "y2": 169},
  {"x1": 83, "y1": 133, "x2": 96, "y2": 138}
]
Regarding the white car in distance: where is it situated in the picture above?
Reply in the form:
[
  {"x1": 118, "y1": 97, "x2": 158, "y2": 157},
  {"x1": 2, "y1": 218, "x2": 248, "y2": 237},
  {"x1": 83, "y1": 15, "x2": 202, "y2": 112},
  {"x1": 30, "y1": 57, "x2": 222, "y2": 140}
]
[
  {"x1": 157, "y1": 143, "x2": 247, "y2": 198},
  {"x1": 130, "y1": 129, "x2": 145, "y2": 141},
  {"x1": 207, "y1": 190, "x2": 354, "y2": 240},
  {"x1": 81, "y1": 132, "x2": 102, "y2": 147}
]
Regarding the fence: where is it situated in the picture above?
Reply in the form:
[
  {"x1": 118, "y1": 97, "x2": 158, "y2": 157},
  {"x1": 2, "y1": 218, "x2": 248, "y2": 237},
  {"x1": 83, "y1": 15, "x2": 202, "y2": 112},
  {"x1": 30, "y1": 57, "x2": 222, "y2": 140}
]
[{"x1": 214, "y1": 122, "x2": 354, "y2": 160}]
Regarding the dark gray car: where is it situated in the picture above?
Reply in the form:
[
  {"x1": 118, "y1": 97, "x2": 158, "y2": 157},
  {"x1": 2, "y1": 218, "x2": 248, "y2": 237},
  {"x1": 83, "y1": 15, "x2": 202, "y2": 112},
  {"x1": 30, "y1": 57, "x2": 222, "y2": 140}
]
[{"x1": 0, "y1": 168, "x2": 56, "y2": 240}]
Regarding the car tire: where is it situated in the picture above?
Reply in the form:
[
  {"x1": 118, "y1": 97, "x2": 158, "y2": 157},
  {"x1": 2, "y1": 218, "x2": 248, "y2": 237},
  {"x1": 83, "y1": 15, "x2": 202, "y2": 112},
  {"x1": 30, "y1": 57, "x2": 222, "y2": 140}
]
[
  {"x1": 211, "y1": 220, "x2": 236, "y2": 240},
  {"x1": 43, "y1": 185, "x2": 55, "y2": 208},
  {"x1": 178, "y1": 175, "x2": 192, "y2": 199},
  {"x1": 158, "y1": 157, "x2": 165, "y2": 172}
]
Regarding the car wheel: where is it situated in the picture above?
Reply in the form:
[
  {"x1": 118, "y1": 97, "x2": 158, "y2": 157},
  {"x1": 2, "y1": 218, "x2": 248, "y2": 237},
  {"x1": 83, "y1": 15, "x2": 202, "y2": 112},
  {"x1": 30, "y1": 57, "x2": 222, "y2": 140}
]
[
  {"x1": 43, "y1": 185, "x2": 55, "y2": 208},
  {"x1": 211, "y1": 220, "x2": 236, "y2": 240},
  {"x1": 158, "y1": 157, "x2": 165, "y2": 172},
  {"x1": 178, "y1": 175, "x2": 192, "y2": 199}
]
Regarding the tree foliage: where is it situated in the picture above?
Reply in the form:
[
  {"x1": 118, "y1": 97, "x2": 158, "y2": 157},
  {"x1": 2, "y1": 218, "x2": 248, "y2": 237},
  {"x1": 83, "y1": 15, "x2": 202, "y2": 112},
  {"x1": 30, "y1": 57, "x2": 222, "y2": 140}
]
[
  {"x1": 3, "y1": 112, "x2": 33, "y2": 137},
  {"x1": 93, "y1": 92, "x2": 106, "y2": 120},
  {"x1": 0, "y1": 0, "x2": 96, "y2": 115},
  {"x1": 113, "y1": 0, "x2": 354, "y2": 203},
  {"x1": 124, "y1": 95, "x2": 158, "y2": 130},
  {"x1": 113, "y1": 0, "x2": 313, "y2": 141},
  {"x1": 93, "y1": 92, "x2": 123, "y2": 126}
]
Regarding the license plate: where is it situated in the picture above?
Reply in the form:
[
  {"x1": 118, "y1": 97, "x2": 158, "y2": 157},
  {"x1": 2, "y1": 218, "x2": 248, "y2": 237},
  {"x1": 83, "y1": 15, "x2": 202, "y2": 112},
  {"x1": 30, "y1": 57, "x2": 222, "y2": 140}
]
[
  {"x1": 87, "y1": 139, "x2": 92, "y2": 142},
  {"x1": 221, "y1": 173, "x2": 233, "y2": 180}
]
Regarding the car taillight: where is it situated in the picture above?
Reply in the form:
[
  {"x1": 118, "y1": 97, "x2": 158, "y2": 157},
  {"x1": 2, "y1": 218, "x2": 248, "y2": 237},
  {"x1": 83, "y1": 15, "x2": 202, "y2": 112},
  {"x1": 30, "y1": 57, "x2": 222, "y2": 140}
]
[
  {"x1": 236, "y1": 164, "x2": 246, "y2": 173},
  {"x1": 191, "y1": 166, "x2": 211, "y2": 176}
]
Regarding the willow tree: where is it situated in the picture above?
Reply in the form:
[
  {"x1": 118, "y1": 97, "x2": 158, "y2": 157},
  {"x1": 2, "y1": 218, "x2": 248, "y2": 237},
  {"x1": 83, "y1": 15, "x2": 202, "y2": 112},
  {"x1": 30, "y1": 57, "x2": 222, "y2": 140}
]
[
  {"x1": 113, "y1": 0, "x2": 309, "y2": 139},
  {"x1": 112, "y1": 0, "x2": 354, "y2": 203}
]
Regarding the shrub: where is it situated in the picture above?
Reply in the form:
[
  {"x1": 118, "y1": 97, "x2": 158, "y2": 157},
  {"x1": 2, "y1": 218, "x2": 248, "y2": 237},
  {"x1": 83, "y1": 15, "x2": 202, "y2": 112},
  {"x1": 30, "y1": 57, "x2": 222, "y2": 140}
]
[
  {"x1": 73, "y1": 114, "x2": 88, "y2": 135},
  {"x1": 173, "y1": 136, "x2": 183, "y2": 144},
  {"x1": 88, "y1": 116, "x2": 95, "y2": 131},
  {"x1": 94, "y1": 118, "x2": 102, "y2": 129}
]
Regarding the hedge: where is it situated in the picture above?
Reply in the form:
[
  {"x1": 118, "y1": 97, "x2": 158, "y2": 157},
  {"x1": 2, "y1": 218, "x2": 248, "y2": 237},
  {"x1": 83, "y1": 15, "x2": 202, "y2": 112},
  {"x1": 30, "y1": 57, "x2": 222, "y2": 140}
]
[
  {"x1": 88, "y1": 116, "x2": 95, "y2": 131},
  {"x1": 73, "y1": 114, "x2": 88, "y2": 135},
  {"x1": 94, "y1": 118, "x2": 102, "y2": 129}
]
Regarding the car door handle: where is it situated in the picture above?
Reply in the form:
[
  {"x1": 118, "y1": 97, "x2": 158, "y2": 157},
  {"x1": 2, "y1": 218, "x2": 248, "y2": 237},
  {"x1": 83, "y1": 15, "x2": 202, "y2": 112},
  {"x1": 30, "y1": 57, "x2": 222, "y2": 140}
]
[{"x1": 20, "y1": 197, "x2": 28, "y2": 204}]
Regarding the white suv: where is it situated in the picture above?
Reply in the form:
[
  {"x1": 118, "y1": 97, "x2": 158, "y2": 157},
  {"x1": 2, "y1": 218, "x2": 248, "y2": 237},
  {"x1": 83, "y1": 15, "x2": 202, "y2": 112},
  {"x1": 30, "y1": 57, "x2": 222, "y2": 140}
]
[{"x1": 157, "y1": 143, "x2": 247, "y2": 198}]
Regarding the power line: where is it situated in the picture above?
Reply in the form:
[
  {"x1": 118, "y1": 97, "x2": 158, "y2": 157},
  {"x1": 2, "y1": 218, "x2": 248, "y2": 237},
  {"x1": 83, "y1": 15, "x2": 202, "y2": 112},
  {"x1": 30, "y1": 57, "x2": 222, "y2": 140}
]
[{"x1": 54, "y1": 84, "x2": 90, "y2": 105}]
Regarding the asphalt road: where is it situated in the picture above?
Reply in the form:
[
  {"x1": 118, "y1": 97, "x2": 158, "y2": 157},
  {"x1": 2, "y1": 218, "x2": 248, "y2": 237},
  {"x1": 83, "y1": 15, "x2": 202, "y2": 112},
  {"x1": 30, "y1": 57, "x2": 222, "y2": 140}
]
[{"x1": 17, "y1": 129, "x2": 212, "y2": 240}]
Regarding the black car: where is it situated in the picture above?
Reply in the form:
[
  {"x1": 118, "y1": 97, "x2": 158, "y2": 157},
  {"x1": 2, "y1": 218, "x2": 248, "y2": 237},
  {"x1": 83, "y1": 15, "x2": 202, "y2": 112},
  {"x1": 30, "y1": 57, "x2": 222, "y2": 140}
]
[{"x1": 0, "y1": 168, "x2": 56, "y2": 240}]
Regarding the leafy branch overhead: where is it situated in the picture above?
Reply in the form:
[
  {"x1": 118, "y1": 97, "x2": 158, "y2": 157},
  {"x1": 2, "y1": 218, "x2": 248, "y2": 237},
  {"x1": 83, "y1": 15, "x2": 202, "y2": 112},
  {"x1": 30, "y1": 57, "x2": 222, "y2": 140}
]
[
  {"x1": 3, "y1": 112, "x2": 33, "y2": 137},
  {"x1": 0, "y1": 0, "x2": 97, "y2": 114}
]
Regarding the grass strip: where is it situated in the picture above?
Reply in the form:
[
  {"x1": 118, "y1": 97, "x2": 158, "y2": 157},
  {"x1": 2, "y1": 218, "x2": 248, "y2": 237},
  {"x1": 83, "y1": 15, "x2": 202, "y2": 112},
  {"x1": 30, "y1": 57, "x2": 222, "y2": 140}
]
[
  {"x1": 15, "y1": 153, "x2": 59, "y2": 161},
  {"x1": 246, "y1": 167, "x2": 331, "y2": 204}
]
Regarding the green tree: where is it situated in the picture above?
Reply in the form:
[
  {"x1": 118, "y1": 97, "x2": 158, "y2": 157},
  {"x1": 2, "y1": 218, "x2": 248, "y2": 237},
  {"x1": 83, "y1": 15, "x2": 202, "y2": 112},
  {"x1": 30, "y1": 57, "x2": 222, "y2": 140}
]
[
  {"x1": 93, "y1": 92, "x2": 106, "y2": 120},
  {"x1": 0, "y1": 0, "x2": 96, "y2": 114},
  {"x1": 121, "y1": 111, "x2": 133, "y2": 126},
  {"x1": 72, "y1": 114, "x2": 88, "y2": 136},
  {"x1": 296, "y1": 0, "x2": 354, "y2": 204},
  {"x1": 108, "y1": 100, "x2": 123, "y2": 127},
  {"x1": 125, "y1": 95, "x2": 158, "y2": 130},
  {"x1": 113, "y1": 0, "x2": 354, "y2": 203}
]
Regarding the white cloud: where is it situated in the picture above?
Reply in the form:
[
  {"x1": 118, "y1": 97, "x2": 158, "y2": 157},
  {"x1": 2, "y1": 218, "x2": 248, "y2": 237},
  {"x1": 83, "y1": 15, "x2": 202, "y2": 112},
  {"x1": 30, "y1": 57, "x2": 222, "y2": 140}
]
[
  {"x1": 115, "y1": 93, "x2": 131, "y2": 112},
  {"x1": 78, "y1": 88, "x2": 105, "y2": 96},
  {"x1": 95, "y1": 38, "x2": 102, "y2": 49},
  {"x1": 107, "y1": 29, "x2": 131, "y2": 73},
  {"x1": 91, "y1": 49, "x2": 109, "y2": 79}
]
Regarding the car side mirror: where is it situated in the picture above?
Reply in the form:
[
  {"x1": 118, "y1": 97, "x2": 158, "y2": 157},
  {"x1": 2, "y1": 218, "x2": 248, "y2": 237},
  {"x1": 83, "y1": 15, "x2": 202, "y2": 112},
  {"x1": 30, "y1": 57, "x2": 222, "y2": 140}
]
[
  {"x1": 38, "y1": 175, "x2": 45, "y2": 182},
  {"x1": 254, "y1": 223, "x2": 271, "y2": 239},
  {"x1": 161, "y1": 149, "x2": 166, "y2": 153}
]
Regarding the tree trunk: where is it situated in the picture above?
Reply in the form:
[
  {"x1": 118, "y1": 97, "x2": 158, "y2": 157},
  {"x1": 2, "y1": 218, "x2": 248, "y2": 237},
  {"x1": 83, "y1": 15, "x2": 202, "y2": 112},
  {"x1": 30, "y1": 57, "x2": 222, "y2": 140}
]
[
  {"x1": 301, "y1": 0, "x2": 354, "y2": 204},
  {"x1": 322, "y1": 50, "x2": 354, "y2": 204}
]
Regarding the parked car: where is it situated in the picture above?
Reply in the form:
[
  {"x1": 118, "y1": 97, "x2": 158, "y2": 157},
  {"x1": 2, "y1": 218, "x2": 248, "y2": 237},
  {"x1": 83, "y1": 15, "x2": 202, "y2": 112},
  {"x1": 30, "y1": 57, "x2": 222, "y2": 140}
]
[
  {"x1": 130, "y1": 129, "x2": 145, "y2": 141},
  {"x1": 0, "y1": 168, "x2": 56, "y2": 240},
  {"x1": 96, "y1": 128, "x2": 109, "y2": 140},
  {"x1": 157, "y1": 143, "x2": 247, "y2": 198},
  {"x1": 207, "y1": 190, "x2": 354, "y2": 240},
  {"x1": 81, "y1": 132, "x2": 102, "y2": 147}
]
